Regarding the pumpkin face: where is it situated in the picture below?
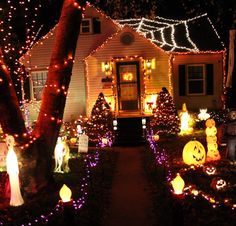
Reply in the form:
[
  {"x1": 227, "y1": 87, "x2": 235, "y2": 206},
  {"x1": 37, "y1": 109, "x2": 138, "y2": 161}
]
[
  {"x1": 207, "y1": 143, "x2": 221, "y2": 161},
  {"x1": 183, "y1": 140, "x2": 206, "y2": 165},
  {"x1": 204, "y1": 165, "x2": 216, "y2": 175},
  {"x1": 210, "y1": 177, "x2": 227, "y2": 190},
  {"x1": 70, "y1": 137, "x2": 77, "y2": 145},
  {"x1": 205, "y1": 118, "x2": 216, "y2": 128},
  {"x1": 206, "y1": 136, "x2": 217, "y2": 144},
  {"x1": 205, "y1": 127, "x2": 217, "y2": 137}
]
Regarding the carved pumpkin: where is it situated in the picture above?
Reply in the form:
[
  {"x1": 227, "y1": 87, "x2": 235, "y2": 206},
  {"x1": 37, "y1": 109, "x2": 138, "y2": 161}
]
[
  {"x1": 205, "y1": 127, "x2": 217, "y2": 137},
  {"x1": 207, "y1": 143, "x2": 221, "y2": 161},
  {"x1": 203, "y1": 165, "x2": 217, "y2": 175},
  {"x1": 206, "y1": 136, "x2": 217, "y2": 144},
  {"x1": 182, "y1": 140, "x2": 206, "y2": 165},
  {"x1": 210, "y1": 177, "x2": 227, "y2": 191},
  {"x1": 205, "y1": 118, "x2": 216, "y2": 128}
]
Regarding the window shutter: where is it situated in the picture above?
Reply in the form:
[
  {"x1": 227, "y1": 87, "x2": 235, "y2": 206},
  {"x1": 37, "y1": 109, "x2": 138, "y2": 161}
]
[
  {"x1": 206, "y1": 64, "x2": 214, "y2": 95},
  {"x1": 93, "y1": 17, "x2": 101, "y2": 34},
  {"x1": 179, "y1": 65, "x2": 186, "y2": 96},
  {"x1": 24, "y1": 77, "x2": 31, "y2": 100}
]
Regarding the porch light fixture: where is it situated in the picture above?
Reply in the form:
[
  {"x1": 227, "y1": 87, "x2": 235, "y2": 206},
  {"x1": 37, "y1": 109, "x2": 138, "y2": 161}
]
[
  {"x1": 144, "y1": 58, "x2": 156, "y2": 79},
  {"x1": 101, "y1": 61, "x2": 112, "y2": 76}
]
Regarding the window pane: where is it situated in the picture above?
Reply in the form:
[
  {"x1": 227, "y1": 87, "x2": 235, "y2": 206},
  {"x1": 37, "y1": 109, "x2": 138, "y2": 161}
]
[
  {"x1": 188, "y1": 81, "x2": 204, "y2": 94},
  {"x1": 31, "y1": 71, "x2": 48, "y2": 100},
  {"x1": 188, "y1": 66, "x2": 203, "y2": 79}
]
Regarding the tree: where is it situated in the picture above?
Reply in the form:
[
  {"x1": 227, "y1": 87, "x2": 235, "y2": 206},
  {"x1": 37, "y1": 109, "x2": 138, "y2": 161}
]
[
  {"x1": 0, "y1": 0, "x2": 86, "y2": 196},
  {"x1": 150, "y1": 87, "x2": 180, "y2": 136},
  {"x1": 86, "y1": 92, "x2": 113, "y2": 145}
]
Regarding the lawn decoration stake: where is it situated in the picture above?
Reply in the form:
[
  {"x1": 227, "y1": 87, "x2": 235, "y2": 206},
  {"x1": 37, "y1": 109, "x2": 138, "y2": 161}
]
[
  {"x1": 179, "y1": 103, "x2": 192, "y2": 134},
  {"x1": 54, "y1": 137, "x2": 70, "y2": 173},
  {"x1": 205, "y1": 119, "x2": 221, "y2": 161},
  {"x1": 6, "y1": 135, "x2": 24, "y2": 206},
  {"x1": 182, "y1": 140, "x2": 206, "y2": 165}
]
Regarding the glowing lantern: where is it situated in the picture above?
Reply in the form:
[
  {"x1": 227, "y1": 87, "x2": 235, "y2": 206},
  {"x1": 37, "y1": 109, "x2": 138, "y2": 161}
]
[
  {"x1": 182, "y1": 140, "x2": 206, "y2": 165},
  {"x1": 198, "y1": 109, "x2": 210, "y2": 121},
  {"x1": 152, "y1": 134, "x2": 160, "y2": 142},
  {"x1": 171, "y1": 173, "x2": 185, "y2": 195},
  {"x1": 59, "y1": 184, "x2": 72, "y2": 202}
]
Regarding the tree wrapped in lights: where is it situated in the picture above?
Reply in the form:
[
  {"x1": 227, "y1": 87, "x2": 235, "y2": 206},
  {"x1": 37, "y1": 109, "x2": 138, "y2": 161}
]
[
  {"x1": 150, "y1": 87, "x2": 180, "y2": 136},
  {"x1": 86, "y1": 92, "x2": 113, "y2": 145}
]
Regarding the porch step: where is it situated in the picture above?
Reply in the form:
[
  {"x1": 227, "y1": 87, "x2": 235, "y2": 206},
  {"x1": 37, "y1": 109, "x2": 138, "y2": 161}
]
[{"x1": 113, "y1": 117, "x2": 148, "y2": 146}]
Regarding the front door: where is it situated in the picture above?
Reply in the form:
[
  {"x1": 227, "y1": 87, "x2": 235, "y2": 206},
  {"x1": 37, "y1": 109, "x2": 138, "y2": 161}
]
[{"x1": 116, "y1": 61, "x2": 141, "y2": 111}]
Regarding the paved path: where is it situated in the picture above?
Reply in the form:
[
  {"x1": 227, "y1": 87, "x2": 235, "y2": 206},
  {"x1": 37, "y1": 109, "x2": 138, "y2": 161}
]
[{"x1": 103, "y1": 145, "x2": 154, "y2": 226}]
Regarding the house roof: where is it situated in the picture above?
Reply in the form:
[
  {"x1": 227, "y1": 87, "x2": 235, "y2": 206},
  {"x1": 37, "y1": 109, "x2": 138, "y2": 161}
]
[{"x1": 117, "y1": 14, "x2": 225, "y2": 53}]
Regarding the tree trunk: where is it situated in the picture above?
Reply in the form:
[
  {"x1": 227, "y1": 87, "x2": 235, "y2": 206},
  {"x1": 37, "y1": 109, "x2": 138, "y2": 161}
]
[
  {"x1": 22, "y1": 0, "x2": 85, "y2": 195},
  {"x1": 0, "y1": 0, "x2": 86, "y2": 198},
  {"x1": 0, "y1": 57, "x2": 27, "y2": 143}
]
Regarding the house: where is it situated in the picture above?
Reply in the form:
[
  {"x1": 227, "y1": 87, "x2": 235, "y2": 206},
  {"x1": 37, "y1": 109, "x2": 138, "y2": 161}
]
[{"x1": 20, "y1": 3, "x2": 225, "y2": 123}]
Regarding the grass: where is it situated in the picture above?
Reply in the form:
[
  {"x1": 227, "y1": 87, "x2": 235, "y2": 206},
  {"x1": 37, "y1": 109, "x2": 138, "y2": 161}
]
[
  {"x1": 143, "y1": 128, "x2": 236, "y2": 226},
  {"x1": 0, "y1": 148, "x2": 118, "y2": 226}
]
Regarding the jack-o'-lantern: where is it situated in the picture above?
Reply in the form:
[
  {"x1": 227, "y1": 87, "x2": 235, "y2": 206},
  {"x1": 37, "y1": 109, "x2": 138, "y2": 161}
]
[
  {"x1": 205, "y1": 118, "x2": 216, "y2": 128},
  {"x1": 182, "y1": 140, "x2": 206, "y2": 165},
  {"x1": 207, "y1": 143, "x2": 221, "y2": 161},
  {"x1": 203, "y1": 165, "x2": 217, "y2": 175},
  {"x1": 210, "y1": 177, "x2": 227, "y2": 190},
  {"x1": 70, "y1": 137, "x2": 77, "y2": 145},
  {"x1": 205, "y1": 127, "x2": 217, "y2": 137},
  {"x1": 206, "y1": 136, "x2": 217, "y2": 144}
]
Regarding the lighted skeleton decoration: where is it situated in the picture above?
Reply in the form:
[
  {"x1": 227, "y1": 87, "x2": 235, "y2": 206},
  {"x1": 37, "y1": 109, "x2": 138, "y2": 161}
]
[
  {"x1": 54, "y1": 137, "x2": 70, "y2": 173},
  {"x1": 5, "y1": 135, "x2": 24, "y2": 206},
  {"x1": 205, "y1": 119, "x2": 221, "y2": 161}
]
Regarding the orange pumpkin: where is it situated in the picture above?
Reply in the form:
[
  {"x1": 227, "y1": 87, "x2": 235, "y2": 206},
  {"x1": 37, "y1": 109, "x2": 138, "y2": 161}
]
[
  {"x1": 205, "y1": 118, "x2": 215, "y2": 128},
  {"x1": 182, "y1": 140, "x2": 206, "y2": 165}
]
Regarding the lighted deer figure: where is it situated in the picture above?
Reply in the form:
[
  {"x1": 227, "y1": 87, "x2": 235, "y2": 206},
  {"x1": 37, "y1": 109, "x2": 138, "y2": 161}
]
[{"x1": 6, "y1": 135, "x2": 24, "y2": 206}]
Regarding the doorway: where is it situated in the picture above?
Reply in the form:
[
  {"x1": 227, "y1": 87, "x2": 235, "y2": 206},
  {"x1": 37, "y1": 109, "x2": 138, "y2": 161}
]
[{"x1": 116, "y1": 61, "x2": 141, "y2": 111}]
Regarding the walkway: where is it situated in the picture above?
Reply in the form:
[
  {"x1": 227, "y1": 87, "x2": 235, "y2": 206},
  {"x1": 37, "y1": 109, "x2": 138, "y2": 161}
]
[{"x1": 103, "y1": 145, "x2": 154, "y2": 226}]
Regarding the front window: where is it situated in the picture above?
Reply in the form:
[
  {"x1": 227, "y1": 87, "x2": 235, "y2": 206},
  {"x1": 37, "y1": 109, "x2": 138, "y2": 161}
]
[
  {"x1": 187, "y1": 65, "x2": 205, "y2": 95},
  {"x1": 31, "y1": 71, "x2": 47, "y2": 101}
]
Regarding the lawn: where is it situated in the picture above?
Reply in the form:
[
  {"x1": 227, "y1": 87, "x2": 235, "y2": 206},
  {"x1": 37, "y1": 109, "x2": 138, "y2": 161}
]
[
  {"x1": 0, "y1": 148, "x2": 117, "y2": 226},
  {"x1": 143, "y1": 129, "x2": 236, "y2": 226}
]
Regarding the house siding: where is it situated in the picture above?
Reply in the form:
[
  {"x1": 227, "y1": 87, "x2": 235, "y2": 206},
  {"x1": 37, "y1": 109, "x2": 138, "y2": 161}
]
[
  {"x1": 172, "y1": 53, "x2": 224, "y2": 111},
  {"x1": 21, "y1": 5, "x2": 119, "y2": 122},
  {"x1": 86, "y1": 27, "x2": 170, "y2": 115}
]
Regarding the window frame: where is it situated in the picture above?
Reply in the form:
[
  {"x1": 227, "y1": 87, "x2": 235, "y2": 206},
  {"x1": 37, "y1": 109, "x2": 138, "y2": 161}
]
[
  {"x1": 80, "y1": 18, "x2": 93, "y2": 34},
  {"x1": 186, "y1": 64, "x2": 206, "y2": 96},
  {"x1": 30, "y1": 70, "x2": 48, "y2": 101}
]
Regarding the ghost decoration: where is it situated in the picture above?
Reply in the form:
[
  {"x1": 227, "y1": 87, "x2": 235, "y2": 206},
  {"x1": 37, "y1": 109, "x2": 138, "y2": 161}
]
[
  {"x1": 205, "y1": 119, "x2": 221, "y2": 161},
  {"x1": 54, "y1": 137, "x2": 70, "y2": 173},
  {"x1": 6, "y1": 135, "x2": 24, "y2": 206}
]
